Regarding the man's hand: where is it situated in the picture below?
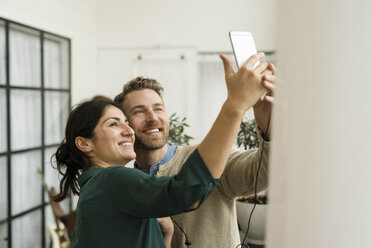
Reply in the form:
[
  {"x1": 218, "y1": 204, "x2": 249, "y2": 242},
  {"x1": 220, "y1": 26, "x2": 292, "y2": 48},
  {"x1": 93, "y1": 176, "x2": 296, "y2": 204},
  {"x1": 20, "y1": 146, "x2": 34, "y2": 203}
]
[
  {"x1": 254, "y1": 63, "x2": 276, "y2": 140},
  {"x1": 158, "y1": 217, "x2": 174, "y2": 248}
]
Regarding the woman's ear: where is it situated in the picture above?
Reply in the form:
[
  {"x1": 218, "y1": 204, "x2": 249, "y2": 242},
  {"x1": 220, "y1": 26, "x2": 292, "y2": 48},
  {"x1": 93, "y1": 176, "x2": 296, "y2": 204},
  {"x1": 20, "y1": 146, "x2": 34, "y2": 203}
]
[{"x1": 75, "y1": 136, "x2": 93, "y2": 153}]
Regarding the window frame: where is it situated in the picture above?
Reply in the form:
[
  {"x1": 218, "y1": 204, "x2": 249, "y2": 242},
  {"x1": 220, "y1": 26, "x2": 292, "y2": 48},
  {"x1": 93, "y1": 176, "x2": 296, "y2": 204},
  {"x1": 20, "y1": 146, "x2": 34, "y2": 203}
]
[{"x1": 0, "y1": 17, "x2": 72, "y2": 248}]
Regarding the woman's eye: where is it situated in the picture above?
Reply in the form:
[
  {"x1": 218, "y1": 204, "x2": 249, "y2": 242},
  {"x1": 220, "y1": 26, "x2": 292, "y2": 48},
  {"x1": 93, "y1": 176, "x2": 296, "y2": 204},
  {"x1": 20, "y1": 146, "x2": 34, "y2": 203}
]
[{"x1": 110, "y1": 122, "x2": 118, "y2": 127}]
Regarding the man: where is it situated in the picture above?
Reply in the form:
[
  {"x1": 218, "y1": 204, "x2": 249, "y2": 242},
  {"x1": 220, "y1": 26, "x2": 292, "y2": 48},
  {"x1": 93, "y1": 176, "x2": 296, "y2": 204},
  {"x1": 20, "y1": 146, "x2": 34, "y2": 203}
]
[{"x1": 114, "y1": 54, "x2": 276, "y2": 247}]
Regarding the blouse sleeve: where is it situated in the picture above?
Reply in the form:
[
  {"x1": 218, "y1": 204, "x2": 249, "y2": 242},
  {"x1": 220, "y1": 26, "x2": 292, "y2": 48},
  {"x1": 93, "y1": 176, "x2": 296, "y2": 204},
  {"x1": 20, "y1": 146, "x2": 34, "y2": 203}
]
[{"x1": 103, "y1": 149, "x2": 220, "y2": 218}]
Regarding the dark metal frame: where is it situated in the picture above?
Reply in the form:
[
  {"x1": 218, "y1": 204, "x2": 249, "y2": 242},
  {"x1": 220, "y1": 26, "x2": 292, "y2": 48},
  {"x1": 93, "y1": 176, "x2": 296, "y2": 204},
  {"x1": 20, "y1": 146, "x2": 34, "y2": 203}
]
[{"x1": 0, "y1": 17, "x2": 71, "y2": 248}]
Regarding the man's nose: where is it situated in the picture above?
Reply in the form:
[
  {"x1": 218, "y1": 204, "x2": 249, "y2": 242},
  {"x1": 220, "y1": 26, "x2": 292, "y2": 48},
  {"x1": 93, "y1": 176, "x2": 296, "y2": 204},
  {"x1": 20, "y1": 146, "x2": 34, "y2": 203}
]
[{"x1": 145, "y1": 110, "x2": 159, "y2": 122}]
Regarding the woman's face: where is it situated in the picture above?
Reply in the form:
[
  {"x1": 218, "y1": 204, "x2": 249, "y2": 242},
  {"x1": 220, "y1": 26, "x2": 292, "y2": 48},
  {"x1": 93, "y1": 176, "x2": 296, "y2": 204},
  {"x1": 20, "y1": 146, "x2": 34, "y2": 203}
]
[{"x1": 88, "y1": 105, "x2": 136, "y2": 167}]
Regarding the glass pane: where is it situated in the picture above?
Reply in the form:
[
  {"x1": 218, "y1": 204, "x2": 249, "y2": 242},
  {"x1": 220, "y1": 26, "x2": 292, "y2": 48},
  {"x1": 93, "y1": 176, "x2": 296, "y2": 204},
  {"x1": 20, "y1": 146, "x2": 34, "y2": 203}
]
[
  {"x1": 10, "y1": 89, "x2": 41, "y2": 150},
  {"x1": 0, "y1": 89, "x2": 6, "y2": 153},
  {"x1": 45, "y1": 205, "x2": 53, "y2": 247},
  {"x1": 0, "y1": 21, "x2": 5, "y2": 85},
  {"x1": 12, "y1": 210, "x2": 42, "y2": 247},
  {"x1": 45, "y1": 91, "x2": 69, "y2": 145},
  {"x1": 44, "y1": 147, "x2": 70, "y2": 209},
  {"x1": 0, "y1": 223, "x2": 8, "y2": 247},
  {"x1": 45, "y1": 204, "x2": 70, "y2": 247},
  {"x1": 11, "y1": 150, "x2": 42, "y2": 215},
  {"x1": 45, "y1": 147, "x2": 71, "y2": 247},
  {"x1": 0, "y1": 156, "x2": 7, "y2": 221},
  {"x1": 9, "y1": 24, "x2": 41, "y2": 87},
  {"x1": 44, "y1": 146, "x2": 60, "y2": 195},
  {"x1": 44, "y1": 34, "x2": 69, "y2": 89}
]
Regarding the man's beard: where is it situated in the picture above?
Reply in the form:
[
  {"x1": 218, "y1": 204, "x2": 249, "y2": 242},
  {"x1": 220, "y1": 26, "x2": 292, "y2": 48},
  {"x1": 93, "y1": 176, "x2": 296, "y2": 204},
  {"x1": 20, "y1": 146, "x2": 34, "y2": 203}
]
[{"x1": 134, "y1": 131, "x2": 169, "y2": 151}]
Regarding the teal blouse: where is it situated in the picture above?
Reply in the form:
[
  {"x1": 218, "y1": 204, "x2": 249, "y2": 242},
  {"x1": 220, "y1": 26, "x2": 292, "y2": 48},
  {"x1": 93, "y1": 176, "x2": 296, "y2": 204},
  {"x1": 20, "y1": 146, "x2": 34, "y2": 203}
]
[{"x1": 71, "y1": 149, "x2": 219, "y2": 248}]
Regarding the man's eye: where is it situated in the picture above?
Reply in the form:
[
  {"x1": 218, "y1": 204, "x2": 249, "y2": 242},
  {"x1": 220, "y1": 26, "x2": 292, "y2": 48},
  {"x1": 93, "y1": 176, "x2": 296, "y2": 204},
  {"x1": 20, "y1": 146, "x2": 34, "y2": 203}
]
[
  {"x1": 110, "y1": 122, "x2": 118, "y2": 127},
  {"x1": 155, "y1": 108, "x2": 163, "y2": 112},
  {"x1": 133, "y1": 110, "x2": 144, "y2": 115}
]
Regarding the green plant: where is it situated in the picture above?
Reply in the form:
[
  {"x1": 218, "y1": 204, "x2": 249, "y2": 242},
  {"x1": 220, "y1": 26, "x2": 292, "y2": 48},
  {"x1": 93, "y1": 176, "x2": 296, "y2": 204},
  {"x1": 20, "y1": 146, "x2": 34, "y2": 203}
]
[
  {"x1": 236, "y1": 118, "x2": 259, "y2": 150},
  {"x1": 167, "y1": 113, "x2": 194, "y2": 146}
]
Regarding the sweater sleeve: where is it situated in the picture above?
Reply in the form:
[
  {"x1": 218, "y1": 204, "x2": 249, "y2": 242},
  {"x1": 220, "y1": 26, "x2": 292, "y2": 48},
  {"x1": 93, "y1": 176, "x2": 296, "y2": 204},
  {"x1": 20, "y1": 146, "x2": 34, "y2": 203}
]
[
  {"x1": 217, "y1": 129, "x2": 270, "y2": 198},
  {"x1": 103, "y1": 149, "x2": 220, "y2": 218}
]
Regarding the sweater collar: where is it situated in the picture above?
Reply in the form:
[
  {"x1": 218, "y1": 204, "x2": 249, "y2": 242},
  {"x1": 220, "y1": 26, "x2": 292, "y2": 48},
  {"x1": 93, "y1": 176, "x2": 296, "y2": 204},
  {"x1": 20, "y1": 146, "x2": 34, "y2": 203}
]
[{"x1": 134, "y1": 144, "x2": 177, "y2": 175}]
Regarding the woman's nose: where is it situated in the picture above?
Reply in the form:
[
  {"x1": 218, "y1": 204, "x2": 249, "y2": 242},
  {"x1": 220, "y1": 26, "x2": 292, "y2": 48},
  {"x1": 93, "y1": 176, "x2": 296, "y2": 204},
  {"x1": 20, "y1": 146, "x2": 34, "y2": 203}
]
[{"x1": 122, "y1": 124, "x2": 135, "y2": 136}]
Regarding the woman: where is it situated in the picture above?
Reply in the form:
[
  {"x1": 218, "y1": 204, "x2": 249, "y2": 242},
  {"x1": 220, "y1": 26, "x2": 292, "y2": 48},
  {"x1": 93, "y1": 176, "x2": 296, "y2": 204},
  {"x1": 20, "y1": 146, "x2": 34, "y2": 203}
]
[{"x1": 53, "y1": 54, "x2": 275, "y2": 248}]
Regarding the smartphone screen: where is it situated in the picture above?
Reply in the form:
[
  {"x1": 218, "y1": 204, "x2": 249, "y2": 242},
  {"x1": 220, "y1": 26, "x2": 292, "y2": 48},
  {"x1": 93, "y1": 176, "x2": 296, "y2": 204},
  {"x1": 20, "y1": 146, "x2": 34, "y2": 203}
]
[{"x1": 229, "y1": 31, "x2": 258, "y2": 69}]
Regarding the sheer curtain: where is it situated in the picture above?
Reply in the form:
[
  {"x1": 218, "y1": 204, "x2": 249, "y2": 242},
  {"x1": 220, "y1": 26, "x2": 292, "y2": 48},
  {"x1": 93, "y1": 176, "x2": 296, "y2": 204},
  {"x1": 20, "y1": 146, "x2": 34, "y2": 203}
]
[
  {"x1": 44, "y1": 146, "x2": 70, "y2": 246},
  {"x1": 0, "y1": 20, "x2": 7, "y2": 246},
  {"x1": 12, "y1": 210, "x2": 42, "y2": 248},
  {"x1": 11, "y1": 151, "x2": 42, "y2": 215},
  {"x1": 8, "y1": 26, "x2": 43, "y2": 246},
  {"x1": 132, "y1": 52, "x2": 259, "y2": 143},
  {"x1": 9, "y1": 24, "x2": 41, "y2": 87},
  {"x1": 0, "y1": 21, "x2": 5, "y2": 85},
  {"x1": 0, "y1": 156, "x2": 7, "y2": 244},
  {"x1": 43, "y1": 33, "x2": 71, "y2": 247},
  {"x1": 133, "y1": 59, "x2": 190, "y2": 119},
  {"x1": 9, "y1": 24, "x2": 42, "y2": 152},
  {"x1": 44, "y1": 35, "x2": 69, "y2": 89},
  {"x1": 2, "y1": 21, "x2": 71, "y2": 247},
  {"x1": 11, "y1": 150, "x2": 42, "y2": 245},
  {"x1": 198, "y1": 53, "x2": 255, "y2": 139},
  {"x1": 44, "y1": 92, "x2": 69, "y2": 145},
  {"x1": 10, "y1": 90, "x2": 42, "y2": 150},
  {"x1": 131, "y1": 47, "x2": 200, "y2": 141},
  {"x1": 0, "y1": 22, "x2": 6, "y2": 153},
  {"x1": 0, "y1": 89, "x2": 6, "y2": 153}
]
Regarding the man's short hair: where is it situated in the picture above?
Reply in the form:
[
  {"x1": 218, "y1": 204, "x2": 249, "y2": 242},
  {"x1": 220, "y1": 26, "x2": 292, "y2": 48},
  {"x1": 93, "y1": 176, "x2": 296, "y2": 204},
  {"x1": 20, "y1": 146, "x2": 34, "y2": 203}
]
[
  {"x1": 114, "y1": 76, "x2": 164, "y2": 105},
  {"x1": 92, "y1": 95, "x2": 111, "y2": 102}
]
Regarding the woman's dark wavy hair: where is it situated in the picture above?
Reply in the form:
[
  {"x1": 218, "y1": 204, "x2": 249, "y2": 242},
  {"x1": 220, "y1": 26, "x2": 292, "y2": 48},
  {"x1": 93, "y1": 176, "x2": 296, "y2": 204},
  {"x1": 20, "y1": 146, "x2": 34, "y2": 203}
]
[{"x1": 52, "y1": 99, "x2": 124, "y2": 202}]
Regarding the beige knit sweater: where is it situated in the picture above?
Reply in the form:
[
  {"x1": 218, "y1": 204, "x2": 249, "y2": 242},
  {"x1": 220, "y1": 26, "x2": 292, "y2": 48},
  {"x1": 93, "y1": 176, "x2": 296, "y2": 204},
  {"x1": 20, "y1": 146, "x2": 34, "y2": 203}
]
[{"x1": 157, "y1": 132, "x2": 270, "y2": 248}]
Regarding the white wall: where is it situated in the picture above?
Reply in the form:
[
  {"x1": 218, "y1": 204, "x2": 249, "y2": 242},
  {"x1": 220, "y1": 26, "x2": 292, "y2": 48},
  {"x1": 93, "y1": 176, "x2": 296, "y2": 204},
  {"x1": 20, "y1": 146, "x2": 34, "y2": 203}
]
[
  {"x1": 0, "y1": 0, "x2": 99, "y2": 104},
  {"x1": 267, "y1": 0, "x2": 372, "y2": 247},
  {"x1": 0, "y1": 0, "x2": 277, "y2": 116},
  {"x1": 97, "y1": 0, "x2": 278, "y2": 141},
  {"x1": 97, "y1": 0, "x2": 277, "y2": 52}
]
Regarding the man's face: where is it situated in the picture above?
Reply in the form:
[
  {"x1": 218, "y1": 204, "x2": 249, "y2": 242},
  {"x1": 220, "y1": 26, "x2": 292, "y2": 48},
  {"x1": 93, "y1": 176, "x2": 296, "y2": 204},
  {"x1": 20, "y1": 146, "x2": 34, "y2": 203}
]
[{"x1": 122, "y1": 89, "x2": 169, "y2": 151}]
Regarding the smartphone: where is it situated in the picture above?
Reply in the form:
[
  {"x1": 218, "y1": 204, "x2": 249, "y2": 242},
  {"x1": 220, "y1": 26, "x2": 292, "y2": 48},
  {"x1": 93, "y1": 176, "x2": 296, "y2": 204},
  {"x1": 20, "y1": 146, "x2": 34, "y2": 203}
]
[{"x1": 229, "y1": 31, "x2": 259, "y2": 69}]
